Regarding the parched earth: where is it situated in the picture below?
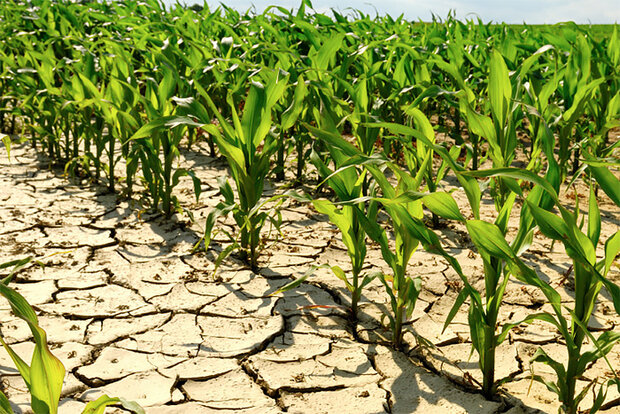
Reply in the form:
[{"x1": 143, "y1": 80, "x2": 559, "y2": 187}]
[{"x1": 0, "y1": 141, "x2": 619, "y2": 414}]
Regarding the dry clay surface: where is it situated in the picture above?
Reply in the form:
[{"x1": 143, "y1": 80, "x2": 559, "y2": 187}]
[{"x1": 0, "y1": 142, "x2": 619, "y2": 414}]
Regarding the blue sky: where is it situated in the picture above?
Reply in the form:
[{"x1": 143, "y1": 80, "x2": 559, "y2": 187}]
[{"x1": 163, "y1": 0, "x2": 620, "y2": 24}]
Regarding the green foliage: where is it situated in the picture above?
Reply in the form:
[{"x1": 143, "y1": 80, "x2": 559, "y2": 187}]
[
  {"x1": 0, "y1": 258, "x2": 144, "y2": 414},
  {"x1": 0, "y1": 2, "x2": 619, "y2": 412},
  {"x1": 195, "y1": 74, "x2": 288, "y2": 270}
]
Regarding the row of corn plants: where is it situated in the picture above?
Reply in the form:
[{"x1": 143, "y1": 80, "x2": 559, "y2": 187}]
[{"x1": 1, "y1": 0, "x2": 618, "y2": 412}]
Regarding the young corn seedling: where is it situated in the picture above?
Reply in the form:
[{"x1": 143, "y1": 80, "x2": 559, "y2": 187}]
[
  {"x1": 305, "y1": 122, "x2": 380, "y2": 319},
  {"x1": 193, "y1": 72, "x2": 288, "y2": 270},
  {"x1": 377, "y1": 116, "x2": 557, "y2": 397},
  {"x1": 363, "y1": 166, "x2": 466, "y2": 349},
  {"x1": 436, "y1": 51, "x2": 565, "y2": 398},
  {"x1": 553, "y1": 33, "x2": 605, "y2": 178},
  {"x1": 458, "y1": 50, "x2": 522, "y2": 208},
  {"x1": 273, "y1": 93, "x2": 384, "y2": 318},
  {"x1": 459, "y1": 167, "x2": 620, "y2": 411},
  {"x1": 277, "y1": 74, "x2": 309, "y2": 182},
  {"x1": 524, "y1": 174, "x2": 619, "y2": 414},
  {"x1": 317, "y1": 126, "x2": 465, "y2": 348},
  {"x1": 443, "y1": 172, "x2": 560, "y2": 399},
  {"x1": 436, "y1": 180, "x2": 557, "y2": 399},
  {"x1": 0, "y1": 258, "x2": 144, "y2": 414},
  {"x1": 381, "y1": 106, "x2": 462, "y2": 228},
  {"x1": 130, "y1": 63, "x2": 202, "y2": 216},
  {"x1": 0, "y1": 258, "x2": 65, "y2": 414}
]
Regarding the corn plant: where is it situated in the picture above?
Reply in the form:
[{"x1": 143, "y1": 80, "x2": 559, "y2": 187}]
[
  {"x1": 194, "y1": 73, "x2": 288, "y2": 270},
  {"x1": 527, "y1": 167, "x2": 619, "y2": 414},
  {"x1": 375, "y1": 116, "x2": 556, "y2": 397},
  {"x1": 554, "y1": 34, "x2": 603, "y2": 178},
  {"x1": 442, "y1": 171, "x2": 558, "y2": 400},
  {"x1": 130, "y1": 64, "x2": 202, "y2": 216},
  {"x1": 314, "y1": 125, "x2": 464, "y2": 348},
  {"x1": 363, "y1": 169, "x2": 468, "y2": 349},
  {"x1": 0, "y1": 258, "x2": 144, "y2": 414},
  {"x1": 304, "y1": 123, "x2": 380, "y2": 318},
  {"x1": 462, "y1": 168, "x2": 620, "y2": 412},
  {"x1": 527, "y1": 207, "x2": 619, "y2": 413},
  {"x1": 385, "y1": 106, "x2": 463, "y2": 227},
  {"x1": 578, "y1": 30, "x2": 620, "y2": 168},
  {"x1": 458, "y1": 50, "x2": 524, "y2": 208},
  {"x1": 277, "y1": 74, "x2": 308, "y2": 182}
]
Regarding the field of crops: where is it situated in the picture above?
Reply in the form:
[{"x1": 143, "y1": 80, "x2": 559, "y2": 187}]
[{"x1": 0, "y1": 0, "x2": 619, "y2": 413}]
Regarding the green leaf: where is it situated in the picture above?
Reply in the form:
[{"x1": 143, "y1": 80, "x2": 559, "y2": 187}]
[
  {"x1": 1, "y1": 134, "x2": 10, "y2": 162},
  {"x1": 352, "y1": 207, "x2": 396, "y2": 271},
  {"x1": 575, "y1": 330, "x2": 620, "y2": 378},
  {"x1": 589, "y1": 384, "x2": 608, "y2": 414},
  {"x1": 604, "y1": 232, "x2": 620, "y2": 276},
  {"x1": 0, "y1": 391, "x2": 12, "y2": 413},
  {"x1": 466, "y1": 220, "x2": 514, "y2": 261},
  {"x1": 585, "y1": 160, "x2": 620, "y2": 207},
  {"x1": 331, "y1": 265, "x2": 354, "y2": 292},
  {"x1": 195, "y1": 202, "x2": 234, "y2": 253},
  {"x1": 264, "y1": 70, "x2": 289, "y2": 110},
  {"x1": 29, "y1": 326, "x2": 65, "y2": 414},
  {"x1": 442, "y1": 288, "x2": 468, "y2": 333},
  {"x1": 312, "y1": 200, "x2": 355, "y2": 255},
  {"x1": 488, "y1": 50, "x2": 511, "y2": 127},
  {"x1": 0, "y1": 282, "x2": 65, "y2": 414},
  {"x1": 462, "y1": 168, "x2": 559, "y2": 204},
  {"x1": 281, "y1": 76, "x2": 307, "y2": 130},
  {"x1": 130, "y1": 116, "x2": 202, "y2": 141},
  {"x1": 496, "y1": 312, "x2": 558, "y2": 345},
  {"x1": 315, "y1": 33, "x2": 344, "y2": 71},
  {"x1": 404, "y1": 107, "x2": 435, "y2": 142},
  {"x1": 531, "y1": 347, "x2": 566, "y2": 379},
  {"x1": 422, "y1": 192, "x2": 465, "y2": 222},
  {"x1": 496, "y1": 191, "x2": 516, "y2": 234},
  {"x1": 270, "y1": 265, "x2": 327, "y2": 296},
  {"x1": 1, "y1": 257, "x2": 33, "y2": 283},
  {"x1": 468, "y1": 308, "x2": 485, "y2": 357},
  {"x1": 0, "y1": 336, "x2": 31, "y2": 387},
  {"x1": 367, "y1": 121, "x2": 481, "y2": 217},
  {"x1": 218, "y1": 176, "x2": 235, "y2": 206},
  {"x1": 171, "y1": 169, "x2": 202, "y2": 202},
  {"x1": 526, "y1": 201, "x2": 569, "y2": 241},
  {"x1": 81, "y1": 395, "x2": 145, "y2": 414},
  {"x1": 588, "y1": 186, "x2": 601, "y2": 246},
  {"x1": 186, "y1": 170, "x2": 202, "y2": 203},
  {"x1": 463, "y1": 104, "x2": 497, "y2": 148},
  {"x1": 563, "y1": 78, "x2": 605, "y2": 124},
  {"x1": 242, "y1": 81, "x2": 267, "y2": 149},
  {"x1": 157, "y1": 66, "x2": 177, "y2": 105},
  {"x1": 360, "y1": 272, "x2": 379, "y2": 290},
  {"x1": 305, "y1": 123, "x2": 360, "y2": 158}
]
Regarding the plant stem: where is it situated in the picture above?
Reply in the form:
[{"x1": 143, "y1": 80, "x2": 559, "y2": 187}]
[
  {"x1": 108, "y1": 125, "x2": 115, "y2": 192},
  {"x1": 276, "y1": 128, "x2": 285, "y2": 181},
  {"x1": 482, "y1": 324, "x2": 496, "y2": 399},
  {"x1": 563, "y1": 352, "x2": 579, "y2": 414},
  {"x1": 296, "y1": 132, "x2": 304, "y2": 183},
  {"x1": 351, "y1": 267, "x2": 360, "y2": 320},
  {"x1": 472, "y1": 133, "x2": 479, "y2": 171},
  {"x1": 250, "y1": 230, "x2": 258, "y2": 271},
  {"x1": 571, "y1": 147, "x2": 580, "y2": 176},
  {"x1": 64, "y1": 119, "x2": 70, "y2": 163},
  {"x1": 162, "y1": 135, "x2": 172, "y2": 217},
  {"x1": 393, "y1": 305, "x2": 403, "y2": 349},
  {"x1": 208, "y1": 134, "x2": 216, "y2": 157}
]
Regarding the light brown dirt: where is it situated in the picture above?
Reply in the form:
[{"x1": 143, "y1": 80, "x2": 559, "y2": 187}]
[{"x1": 0, "y1": 140, "x2": 618, "y2": 414}]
